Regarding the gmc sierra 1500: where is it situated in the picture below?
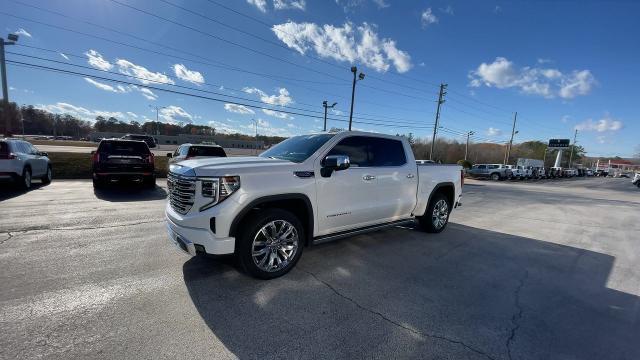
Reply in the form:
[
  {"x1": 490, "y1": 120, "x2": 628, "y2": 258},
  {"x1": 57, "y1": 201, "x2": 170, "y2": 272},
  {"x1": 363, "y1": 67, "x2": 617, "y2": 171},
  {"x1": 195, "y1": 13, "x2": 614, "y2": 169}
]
[{"x1": 166, "y1": 131, "x2": 463, "y2": 279}]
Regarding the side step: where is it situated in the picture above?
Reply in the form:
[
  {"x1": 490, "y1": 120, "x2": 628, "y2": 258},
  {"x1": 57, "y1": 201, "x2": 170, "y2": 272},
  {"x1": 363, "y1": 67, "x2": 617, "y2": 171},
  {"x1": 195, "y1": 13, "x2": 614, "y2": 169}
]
[{"x1": 312, "y1": 219, "x2": 416, "y2": 245}]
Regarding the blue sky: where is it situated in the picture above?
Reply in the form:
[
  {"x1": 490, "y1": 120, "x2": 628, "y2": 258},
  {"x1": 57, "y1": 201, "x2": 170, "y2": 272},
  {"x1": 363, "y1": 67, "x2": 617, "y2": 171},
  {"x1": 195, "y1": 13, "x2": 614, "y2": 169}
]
[{"x1": 2, "y1": 0, "x2": 638, "y2": 157}]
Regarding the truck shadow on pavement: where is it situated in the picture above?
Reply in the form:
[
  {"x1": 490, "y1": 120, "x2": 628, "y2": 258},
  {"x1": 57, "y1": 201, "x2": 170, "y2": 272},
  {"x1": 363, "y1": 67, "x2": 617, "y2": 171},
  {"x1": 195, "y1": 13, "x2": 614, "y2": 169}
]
[
  {"x1": 182, "y1": 224, "x2": 640, "y2": 360},
  {"x1": 93, "y1": 185, "x2": 167, "y2": 202},
  {"x1": 0, "y1": 182, "x2": 48, "y2": 202}
]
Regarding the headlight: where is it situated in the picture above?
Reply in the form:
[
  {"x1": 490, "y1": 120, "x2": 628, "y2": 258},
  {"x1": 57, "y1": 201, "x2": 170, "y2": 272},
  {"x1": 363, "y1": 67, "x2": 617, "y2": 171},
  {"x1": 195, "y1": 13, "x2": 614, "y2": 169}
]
[{"x1": 199, "y1": 176, "x2": 240, "y2": 211}]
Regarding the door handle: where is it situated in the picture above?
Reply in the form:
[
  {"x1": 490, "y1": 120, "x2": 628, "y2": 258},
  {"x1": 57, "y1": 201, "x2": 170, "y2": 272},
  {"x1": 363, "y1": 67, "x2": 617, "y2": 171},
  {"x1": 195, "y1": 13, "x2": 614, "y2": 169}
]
[
  {"x1": 362, "y1": 175, "x2": 376, "y2": 181},
  {"x1": 406, "y1": 174, "x2": 415, "y2": 178}
]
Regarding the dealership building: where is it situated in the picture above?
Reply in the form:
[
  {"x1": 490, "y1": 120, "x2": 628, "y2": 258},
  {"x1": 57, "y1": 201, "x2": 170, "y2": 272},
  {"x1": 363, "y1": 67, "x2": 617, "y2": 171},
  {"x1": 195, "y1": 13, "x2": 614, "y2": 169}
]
[{"x1": 88, "y1": 132, "x2": 264, "y2": 149}]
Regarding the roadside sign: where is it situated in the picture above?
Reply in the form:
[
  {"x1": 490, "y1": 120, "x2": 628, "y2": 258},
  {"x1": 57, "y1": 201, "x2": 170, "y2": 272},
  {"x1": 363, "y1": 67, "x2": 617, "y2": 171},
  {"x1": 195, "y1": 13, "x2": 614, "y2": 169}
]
[{"x1": 548, "y1": 139, "x2": 570, "y2": 149}]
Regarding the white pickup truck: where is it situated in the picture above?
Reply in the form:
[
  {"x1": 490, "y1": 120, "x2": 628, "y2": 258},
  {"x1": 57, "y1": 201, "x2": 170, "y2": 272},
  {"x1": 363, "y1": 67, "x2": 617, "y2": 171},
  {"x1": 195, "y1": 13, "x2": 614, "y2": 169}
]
[{"x1": 165, "y1": 131, "x2": 463, "y2": 279}]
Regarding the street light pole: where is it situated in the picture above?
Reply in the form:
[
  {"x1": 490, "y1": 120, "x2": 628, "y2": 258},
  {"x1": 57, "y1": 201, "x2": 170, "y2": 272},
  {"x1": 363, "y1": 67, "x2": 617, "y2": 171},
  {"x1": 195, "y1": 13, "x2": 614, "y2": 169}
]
[
  {"x1": 1, "y1": 34, "x2": 19, "y2": 136},
  {"x1": 148, "y1": 105, "x2": 166, "y2": 136},
  {"x1": 322, "y1": 100, "x2": 337, "y2": 132},
  {"x1": 569, "y1": 129, "x2": 578, "y2": 168},
  {"x1": 348, "y1": 66, "x2": 365, "y2": 131},
  {"x1": 464, "y1": 131, "x2": 475, "y2": 161}
]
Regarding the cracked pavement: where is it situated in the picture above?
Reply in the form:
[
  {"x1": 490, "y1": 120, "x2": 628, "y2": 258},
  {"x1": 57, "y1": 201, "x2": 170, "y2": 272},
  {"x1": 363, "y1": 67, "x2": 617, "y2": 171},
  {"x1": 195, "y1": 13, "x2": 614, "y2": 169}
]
[{"x1": 2, "y1": 178, "x2": 640, "y2": 359}]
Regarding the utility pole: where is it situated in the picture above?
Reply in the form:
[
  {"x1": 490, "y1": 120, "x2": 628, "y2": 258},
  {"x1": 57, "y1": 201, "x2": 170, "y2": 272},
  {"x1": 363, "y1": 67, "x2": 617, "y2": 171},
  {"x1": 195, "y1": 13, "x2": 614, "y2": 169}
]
[
  {"x1": 251, "y1": 118, "x2": 258, "y2": 155},
  {"x1": 504, "y1": 112, "x2": 518, "y2": 164},
  {"x1": 348, "y1": 66, "x2": 365, "y2": 131},
  {"x1": 148, "y1": 105, "x2": 167, "y2": 136},
  {"x1": 464, "y1": 131, "x2": 475, "y2": 161},
  {"x1": 569, "y1": 129, "x2": 578, "y2": 168},
  {"x1": 322, "y1": 100, "x2": 337, "y2": 132},
  {"x1": 1, "y1": 34, "x2": 19, "y2": 136},
  {"x1": 429, "y1": 83, "x2": 447, "y2": 160}
]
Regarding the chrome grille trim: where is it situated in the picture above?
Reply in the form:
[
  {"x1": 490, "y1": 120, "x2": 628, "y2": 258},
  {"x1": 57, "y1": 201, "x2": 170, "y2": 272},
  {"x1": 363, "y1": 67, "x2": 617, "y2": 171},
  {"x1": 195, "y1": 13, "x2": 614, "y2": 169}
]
[{"x1": 167, "y1": 172, "x2": 196, "y2": 214}]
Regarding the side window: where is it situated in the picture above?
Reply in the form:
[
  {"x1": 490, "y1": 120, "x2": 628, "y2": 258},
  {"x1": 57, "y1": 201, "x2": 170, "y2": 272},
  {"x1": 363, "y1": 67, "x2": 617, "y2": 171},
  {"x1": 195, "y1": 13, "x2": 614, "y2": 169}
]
[
  {"x1": 369, "y1": 138, "x2": 406, "y2": 166},
  {"x1": 477, "y1": 165, "x2": 486, "y2": 169},
  {"x1": 327, "y1": 136, "x2": 370, "y2": 167},
  {"x1": 179, "y1": 146, "x2": 189, "y2": 156},
  {"x1": 488, "y1": 165, "x2": 498, "y2": 169}
]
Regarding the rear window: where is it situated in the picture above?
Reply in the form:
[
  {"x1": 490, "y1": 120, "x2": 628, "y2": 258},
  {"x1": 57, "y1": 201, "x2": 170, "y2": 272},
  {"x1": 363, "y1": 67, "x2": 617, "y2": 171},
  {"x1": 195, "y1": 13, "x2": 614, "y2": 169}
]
[
  {"x1": 98, "y1": 140, "x2": 150, "y2": 155},
  {"x1": 187, "y1": 146, "x2": 226, "y2": 157}
]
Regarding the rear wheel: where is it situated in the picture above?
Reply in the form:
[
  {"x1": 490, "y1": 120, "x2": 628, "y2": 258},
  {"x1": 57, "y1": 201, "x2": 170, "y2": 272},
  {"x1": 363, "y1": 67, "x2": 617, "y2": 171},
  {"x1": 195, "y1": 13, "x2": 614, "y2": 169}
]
[
  {"x1": 490, "y1": 173, "x2": 500, "y2": 181},
  {"x1": 237, "y1": 209, "x2": 305, "y2": 279},
  {"x1": 20, "y1": 167, "x2": 32, "y2": 190},
  {"x1": 41, "y1": 165, "x2": 52, "y2": 184},
  {"x1": 418, "y1": 193, "x2": 451, "y2": 233}
]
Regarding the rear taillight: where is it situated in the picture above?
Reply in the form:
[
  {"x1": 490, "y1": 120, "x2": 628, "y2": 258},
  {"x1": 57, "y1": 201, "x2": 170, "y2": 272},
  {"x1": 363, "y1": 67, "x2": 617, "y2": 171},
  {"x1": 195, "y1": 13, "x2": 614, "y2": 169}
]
[
  {"x1": 92, "y1": 152, "x2": 100, "y2": 163},
  {"x1": 148, "y1": 153, "x2": 155, "y2": 166},
  {"x1": 461, "y1": 169, "x2": 464, "y2": 186}
]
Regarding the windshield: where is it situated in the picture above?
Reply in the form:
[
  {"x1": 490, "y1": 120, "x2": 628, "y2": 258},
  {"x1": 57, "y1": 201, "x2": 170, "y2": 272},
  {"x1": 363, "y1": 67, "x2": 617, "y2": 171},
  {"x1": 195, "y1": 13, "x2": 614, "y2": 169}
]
[
  {"x1": 259, "y1": 134, "x2": 335, "y2": 163},
  {"x1": 188, "y1": 146, "x2": 226, "y2": 157}
]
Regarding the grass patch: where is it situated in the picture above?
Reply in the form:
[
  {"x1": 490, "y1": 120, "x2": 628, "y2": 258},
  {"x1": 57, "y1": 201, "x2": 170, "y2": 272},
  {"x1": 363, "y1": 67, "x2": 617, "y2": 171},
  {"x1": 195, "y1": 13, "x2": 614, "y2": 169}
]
[
  {"x1": 48, "y1": 152, "x2": 169, "y2": 179},
  {"x1": 30, "y1": 140, "x2": 97, "y2": 147}
]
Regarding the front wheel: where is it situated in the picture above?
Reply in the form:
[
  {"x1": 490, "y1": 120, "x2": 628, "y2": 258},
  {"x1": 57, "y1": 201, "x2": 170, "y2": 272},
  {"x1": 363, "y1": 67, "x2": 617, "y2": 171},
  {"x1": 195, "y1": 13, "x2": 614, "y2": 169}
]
[
  {"x1": 418, "y1": 193, "x2": 451, "y2": 233},
  {"x1": 237, "y1": 209, "x2": 305, "y2": 279},
  {"x1": 20, "y1": 167, "x2": 32, "y2": 190},
  {"x1": 41, "y1": 165, "x2": 52, "y2": 184}
]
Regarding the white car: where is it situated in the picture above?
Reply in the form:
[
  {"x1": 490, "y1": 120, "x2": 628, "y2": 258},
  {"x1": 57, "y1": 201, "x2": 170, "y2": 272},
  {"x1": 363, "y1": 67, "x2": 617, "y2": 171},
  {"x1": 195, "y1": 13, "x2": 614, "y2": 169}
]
[
  {"x1": 633, "y1": 173, "x2": 640, "y2": 188},
  {"x1": 0, "y1": 139, "x2": 52, "y2": 189},
  {"x1": 165, "y1": 131, "x2": 463, "y2": 279}
]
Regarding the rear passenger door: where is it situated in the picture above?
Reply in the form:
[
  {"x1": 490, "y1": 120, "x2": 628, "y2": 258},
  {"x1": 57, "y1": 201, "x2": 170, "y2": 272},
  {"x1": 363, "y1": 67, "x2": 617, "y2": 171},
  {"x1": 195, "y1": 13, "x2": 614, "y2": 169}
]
[
  {"x1": 370, "y1": 137, "x2": 417, "y2": 222},
  {"x1": 27, "y1": 143, "x2": 47, "y2": 176}
]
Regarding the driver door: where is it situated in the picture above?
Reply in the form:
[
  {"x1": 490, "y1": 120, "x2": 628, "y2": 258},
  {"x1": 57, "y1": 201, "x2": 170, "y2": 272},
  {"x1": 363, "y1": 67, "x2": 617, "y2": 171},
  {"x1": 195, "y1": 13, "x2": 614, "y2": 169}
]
[{"x1": 314, "y1": 136, "x2": 381, "y2": 236}]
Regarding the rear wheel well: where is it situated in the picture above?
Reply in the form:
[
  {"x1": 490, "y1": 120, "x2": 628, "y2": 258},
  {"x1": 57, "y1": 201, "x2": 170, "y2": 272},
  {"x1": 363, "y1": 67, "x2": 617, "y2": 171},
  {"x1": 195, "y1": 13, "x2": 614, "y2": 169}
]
[
  {"x1": 231, "y1": 196, "x2": 313, "y2": 246},
  {"x1": 432, "y1": 185, "x2": 454, "y2": 211}
]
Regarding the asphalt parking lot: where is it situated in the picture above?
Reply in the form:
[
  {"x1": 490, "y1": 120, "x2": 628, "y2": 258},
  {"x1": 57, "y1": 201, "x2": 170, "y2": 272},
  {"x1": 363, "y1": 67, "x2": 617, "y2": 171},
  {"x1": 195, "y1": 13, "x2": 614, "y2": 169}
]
[{"x1": 1, "y1": 177, "x2": 639, "y2": 359}]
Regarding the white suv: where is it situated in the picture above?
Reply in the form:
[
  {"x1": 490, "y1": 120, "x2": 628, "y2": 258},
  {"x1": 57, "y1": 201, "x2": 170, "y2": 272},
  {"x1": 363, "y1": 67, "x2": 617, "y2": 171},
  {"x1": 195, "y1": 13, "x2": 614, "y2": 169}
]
[{"x1": 0, "y1": 139, "x2": 52, "y2": 189}]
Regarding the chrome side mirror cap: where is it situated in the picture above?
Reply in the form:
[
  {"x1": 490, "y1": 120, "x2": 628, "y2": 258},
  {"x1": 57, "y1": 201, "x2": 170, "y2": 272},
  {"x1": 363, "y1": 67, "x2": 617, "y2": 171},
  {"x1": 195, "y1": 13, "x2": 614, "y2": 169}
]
[{"x1": 321, "y1": 155, "x2": 350, "y2": 177}]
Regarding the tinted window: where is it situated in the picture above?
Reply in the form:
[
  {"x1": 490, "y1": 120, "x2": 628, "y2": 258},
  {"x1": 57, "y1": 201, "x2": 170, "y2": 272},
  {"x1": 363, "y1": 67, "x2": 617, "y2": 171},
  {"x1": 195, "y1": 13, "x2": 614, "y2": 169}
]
[
  {"x1": 98, "y1": 140, "x2": 150, "y2": 155},
  {"x1": 260, "y1": 134, "x2": 335, "y2": 163},
  {"x1": 327, "y1": 136, "x2": 371, "y2": 167},
  {"x1": 188, "y1": 146, "x2": 226, "y2": 157},
  {"x1": 0, "y1": 142, "x2": 8, "y2": 156},
  {"x1": 369, "y1": 138, "x2": 406, "y2": 166},
  {"x1": 488, "y1": 165, "x2": 499, "y2": 169}
]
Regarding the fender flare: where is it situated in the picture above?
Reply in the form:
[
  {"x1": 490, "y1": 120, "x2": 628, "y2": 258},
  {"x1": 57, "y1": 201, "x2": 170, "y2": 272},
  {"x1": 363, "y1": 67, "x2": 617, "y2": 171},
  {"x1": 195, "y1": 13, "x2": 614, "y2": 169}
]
[
  {"x1": 425, "y1": 182, "x2": 455, "y2": 213},
  {"x1": 228, "y1": 193, "x2": 315, "y2": 244}
]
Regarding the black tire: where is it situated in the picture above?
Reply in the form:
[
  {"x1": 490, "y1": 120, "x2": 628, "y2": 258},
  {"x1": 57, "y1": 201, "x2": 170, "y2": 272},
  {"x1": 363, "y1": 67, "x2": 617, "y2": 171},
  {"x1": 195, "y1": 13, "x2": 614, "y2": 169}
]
[
  {"x1": 490, "y1": 173, "x2": 500, "y2": 181},
  {"x1": 143, "y1": 175, "x2": 156, "y2": 188},
  {"x1": 418, "y1": 192, "x2": 451, "y2": 233},
  {"x1": 20, "y1": 167, "x2": 32, "y2": 190},
  {"x1": 93, "y1": 177, "x2": 104, "y2": 189},
  {"x1": 236, "y1": 208, "x2": 305, "y2": 279},
  {"x1": 41, "y1": 165, "x2": 52, "y2": 184}
]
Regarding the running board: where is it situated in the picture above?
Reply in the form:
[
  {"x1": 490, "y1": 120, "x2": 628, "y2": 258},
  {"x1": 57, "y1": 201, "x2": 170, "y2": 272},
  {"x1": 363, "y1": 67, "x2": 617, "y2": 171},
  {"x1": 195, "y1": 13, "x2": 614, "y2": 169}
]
[{"x1": 312, "y1": 219, "x2": 416, "y2": 245}]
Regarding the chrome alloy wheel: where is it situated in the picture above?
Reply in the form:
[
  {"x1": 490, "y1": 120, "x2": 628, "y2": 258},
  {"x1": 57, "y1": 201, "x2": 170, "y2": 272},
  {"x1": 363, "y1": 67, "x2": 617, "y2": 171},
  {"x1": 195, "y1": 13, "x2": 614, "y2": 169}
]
[
  {"x1": 431, "y1": 199, "x2": 449, "y2": 229},
  {"x1": 252, "y1": 220, "x2": 299, "y2": 273}
]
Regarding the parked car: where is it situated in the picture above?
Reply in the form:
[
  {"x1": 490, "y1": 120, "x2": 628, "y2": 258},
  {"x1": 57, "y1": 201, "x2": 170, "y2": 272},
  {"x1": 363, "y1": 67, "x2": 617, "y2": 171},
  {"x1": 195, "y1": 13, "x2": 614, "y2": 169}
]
[
  {"x1": 92, "y1": 139, "x2": 155, "y2": 188},
  {"x1": 121, "y1": 134, "x2": 157, "y2": 148},
  {"x1": 586, "y1": 169, "x2": 594, "y2": 176},
  {"x1": 167, "y1": 144, "x2": 226, "y2": 164},
  {"x1": 633, "y1": 173, "x2": 640, "y2": 188},
  {"x1": 467, "y1": 163, "x2": 512, "y2": 181},
  {"x1": 165, "y1": 131, "x2": 463, "y2": 279},
  {"x1": 0, "y1": 138, "x2": 52, "y2": 189}
]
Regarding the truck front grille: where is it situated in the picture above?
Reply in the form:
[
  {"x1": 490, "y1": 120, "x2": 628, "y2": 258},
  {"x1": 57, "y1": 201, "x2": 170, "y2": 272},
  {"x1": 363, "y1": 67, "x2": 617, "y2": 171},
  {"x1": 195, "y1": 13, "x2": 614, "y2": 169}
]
[{"x1": 167, "y1": 172, "x2": 196, "y2": 214}]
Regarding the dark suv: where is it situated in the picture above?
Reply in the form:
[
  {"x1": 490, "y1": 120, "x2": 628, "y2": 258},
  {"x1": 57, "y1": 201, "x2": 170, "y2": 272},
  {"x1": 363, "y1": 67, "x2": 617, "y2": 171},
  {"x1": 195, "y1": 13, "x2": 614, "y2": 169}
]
[
  {"x1": 92, "y1": 139, "x2": 155, "y2": 188},
  {"x1": 121, "y1": 134, "x2": 157, "y2": 148}
]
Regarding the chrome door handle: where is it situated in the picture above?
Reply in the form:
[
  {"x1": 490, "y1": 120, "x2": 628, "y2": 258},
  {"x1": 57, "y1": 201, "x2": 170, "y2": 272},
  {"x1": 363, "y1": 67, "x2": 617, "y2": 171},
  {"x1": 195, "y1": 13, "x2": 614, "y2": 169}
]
[
  {"x1": 406, "y1": 174, "x2": 415, "y2": 178},
  {"x1": 362, "y1": 175, "x2": 376, "y2": 181}
]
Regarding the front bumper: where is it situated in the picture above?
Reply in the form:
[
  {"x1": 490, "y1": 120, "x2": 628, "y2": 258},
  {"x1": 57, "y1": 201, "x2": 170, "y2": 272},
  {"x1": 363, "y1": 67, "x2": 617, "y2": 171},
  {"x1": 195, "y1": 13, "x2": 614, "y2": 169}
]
[{"x1": 165, "y1": 215, "x2": 235, "y2": 255}]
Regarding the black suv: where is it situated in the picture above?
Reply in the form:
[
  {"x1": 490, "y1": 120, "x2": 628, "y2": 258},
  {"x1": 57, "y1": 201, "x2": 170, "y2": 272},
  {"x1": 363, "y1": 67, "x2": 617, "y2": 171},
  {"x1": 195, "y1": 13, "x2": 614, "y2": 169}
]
[
  {"x1": 121, "y1": 134, "x2": 157, "y2": 148},
  {"x1": 92, "y1": 139, "x2": 155, "y2": 188}
]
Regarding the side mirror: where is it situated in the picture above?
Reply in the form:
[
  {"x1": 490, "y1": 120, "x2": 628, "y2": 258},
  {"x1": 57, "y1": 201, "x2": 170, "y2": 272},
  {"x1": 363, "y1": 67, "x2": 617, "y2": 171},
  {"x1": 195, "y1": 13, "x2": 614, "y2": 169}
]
[
  {"x1": 39, "y1": 152, "x2": 49, "y2": 157},
  {"x1": 321, "y1": 155, "x2": 350, "y2": 177},
  {"x1": 167, "y1": 153, "x2": 173, "y2": 158}
]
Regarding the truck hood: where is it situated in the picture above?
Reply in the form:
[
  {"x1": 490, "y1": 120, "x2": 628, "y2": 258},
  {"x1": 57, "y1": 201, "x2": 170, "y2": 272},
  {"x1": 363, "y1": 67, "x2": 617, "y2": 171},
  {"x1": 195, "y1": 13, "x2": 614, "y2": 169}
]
[{"x1": 169, "y1": 156, "x2": 298, "y2": 177}]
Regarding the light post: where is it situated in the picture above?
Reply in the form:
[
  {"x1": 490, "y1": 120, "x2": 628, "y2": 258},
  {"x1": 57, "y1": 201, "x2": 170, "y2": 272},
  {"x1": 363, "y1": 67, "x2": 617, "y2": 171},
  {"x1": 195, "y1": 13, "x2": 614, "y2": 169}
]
[
  {"x1": 322, "y1": 100, "x2": 337, "y2": 132},
  {"x1": 1, "y1": 33, "x2": 18, "y2": 136},
  {"x1": 348, "y1": 66, "x2": 365, "y2": 131},
  {"x1": 148, "y1": 105, "x2": 167, "y2": 136}
]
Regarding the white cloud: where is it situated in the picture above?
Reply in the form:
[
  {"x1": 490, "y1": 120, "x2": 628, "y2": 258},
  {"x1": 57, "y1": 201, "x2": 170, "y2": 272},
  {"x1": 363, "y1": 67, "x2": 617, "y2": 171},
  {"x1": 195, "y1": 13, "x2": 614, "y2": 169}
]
[
  {"x1": 574, "y1": 116, "x2": 623, "y2": 133},
  {"x1": 469, "y1": 57, "x2": 596, "y2": 99},
  {"x1": 83, "y1": 78, "x2": 157, "y2": 100},
  {"x1": 208, "y1": 120, "x2": 241, "y2": 134},
  {"x1": 224, "y1": 103, "x2": 255, "y2": 115},
  {"x1": 262, "y1": 109, "x2": 294, "y2": 120},
  {"x1": 243, "y1": 87, "x2": 294, "y2": 106},
  {"x1": 274, "y1": 0, "x2": 306, "y2": 10},
  {"x1": 486, "y1": 127, "x2": 502, "y2": 136},
  {"x1": 173, "y1": 64, "x2": 204, "y2": 85},
  {"x1": 14, "y1": 28, "x2": 32, "y2": 38},
  {"x1": 115, "y1": 59, "x2": 174, "y2": 85},
  {"x1": 440, "y1": 5, "x2": 454, "y2": 15},
  {"x1": 271, "y1": 21, "x2": 412, "y2": 73},
  {"x1": 335, "y1": 0, "x2": 365, "y2": 12},
  {"x1": 372, "y1": 0, "x2": 389, "y2": 8},
  {"x1": 36, "y1": 102, "x2": 123, "y2": 122},
  {"x1": 537, "y1": 58, "x2": 553, "y2": 64},
  {"x1": 561, "y1": 115, "x2": 570, "y2": 123},
  {"x1": 493, "y1": 5, "x2": 502, "y2": 13},
  {"x1": 247, "y1": 0, "x2": 267, "y2": 12},
  {"x1": 421, "y1": 8, "x2": 438, "y2": 27},
  {"x1": 59, "y1": 53, "x2": 70, "y2": 61},
  {"x1": 160, "y1": 106, "x2": 193, "y2": 123},
  {"x1": 126, "y1": 112, "x2": 138, "y2": 119},
  {"x1": 85, "y1": 50, "x2": 113, "y2": 71},
  {"x1": 257, "y1": 119, "x2": 270, "y2": 127}
]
